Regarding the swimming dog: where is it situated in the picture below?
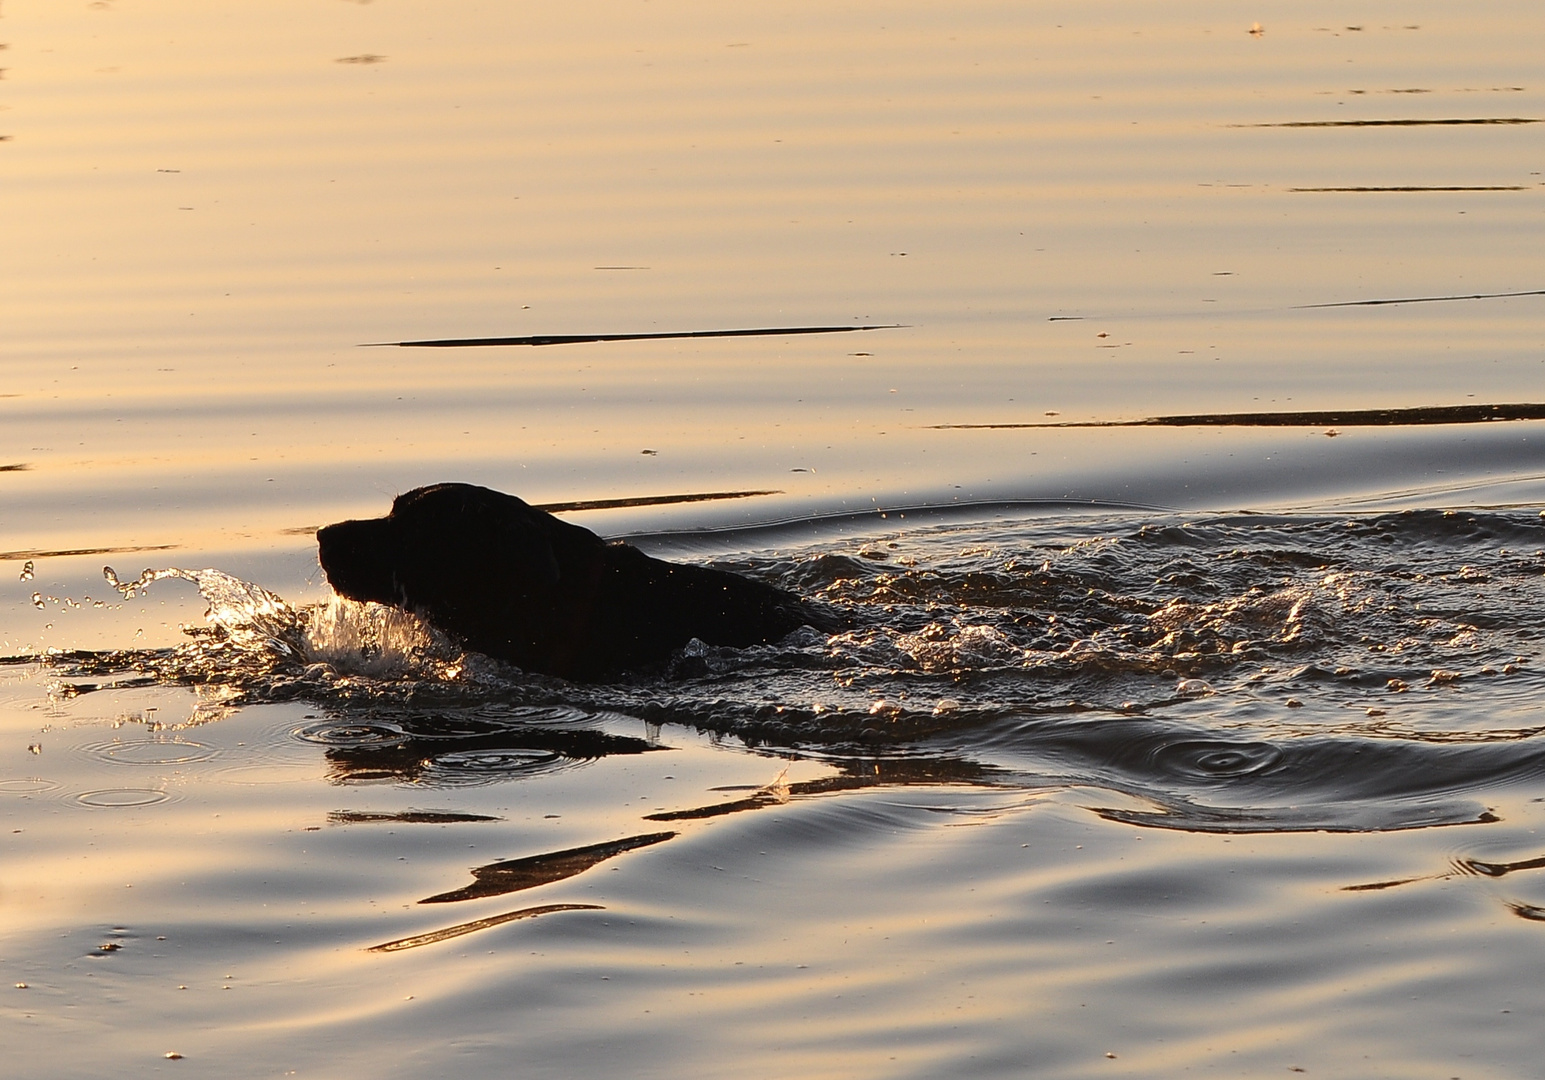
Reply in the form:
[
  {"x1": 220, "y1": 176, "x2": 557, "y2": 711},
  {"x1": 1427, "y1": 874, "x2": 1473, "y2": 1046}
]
[{"x1": 316, "y1": 483, "x2": 824, "y2": 680}]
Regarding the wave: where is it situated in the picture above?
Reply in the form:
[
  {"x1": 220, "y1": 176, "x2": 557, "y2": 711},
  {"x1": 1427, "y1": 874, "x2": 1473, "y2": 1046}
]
[{"x1": 18, "y1": 506, "x2": 1545, "y2": 835}]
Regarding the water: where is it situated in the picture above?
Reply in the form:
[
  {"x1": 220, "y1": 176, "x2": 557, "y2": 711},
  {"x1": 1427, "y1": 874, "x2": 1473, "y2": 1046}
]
[{"x1": 4, "y1": 1, "x2": 1545, "y2": 1076}]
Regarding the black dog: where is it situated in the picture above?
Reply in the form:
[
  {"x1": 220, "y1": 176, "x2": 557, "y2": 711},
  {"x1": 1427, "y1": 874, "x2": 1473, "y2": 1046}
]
[{"x1": 316, "y1": 483, "x2": 826, "y2": 680}]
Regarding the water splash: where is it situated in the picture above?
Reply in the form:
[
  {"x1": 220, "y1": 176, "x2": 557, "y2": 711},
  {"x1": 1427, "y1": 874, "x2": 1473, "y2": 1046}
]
[
  {"x1": 98, "y1": 565, "x2": 460, "y2": 678},
  {"x1": 105, "y1": 566, "x2": 302, "y2": 654},
  {"x1": 302, "y1": 593, "x2": 459, "y2": 678},
  {"x1": 27, "y1": 509, "x2": 1545, "y2": 832}
]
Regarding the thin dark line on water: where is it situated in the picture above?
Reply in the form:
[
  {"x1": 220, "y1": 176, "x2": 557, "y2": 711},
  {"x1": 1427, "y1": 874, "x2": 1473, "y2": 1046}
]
[
  {"x1": 0, "y1": 463, "x2": 30, "y2": 472},
  {"x1": 1343, "y1": 876, "x2": 1426, "y2": 892},
  {"x1": 279, "y1": 489, "x2": 785, "y2": 536},
  {"x1": 926, "y1": 402, "x2": 1545, "y2": 430},
  {"x1": 0, "y1": 544, "x2": 178, "y2": 561},
  {"x1": 534, "y1": 490, "x2": 782, "y2": 514},
  {"x1": 1047, "y1": 287, "x2": 1545, "y2": 322},
  {"x1": 593, "y1": 265, "x2": 649, "y2": 270},
  {"x1": 1289, "y1": 185, "x2": 1529, "y2": 192},
  {"x1": 367, "y1": 903, "x2": 603, "y2": 953},
  {"x1": 1298, "y1": 288, "x2": 1545, "y2": 309},
  {"x1": 360, "y1": 325, "x2": 904, "y2": 348},
  {"x1": 329, "y1": 810, "x2": 504, "y2": 825},
  {"x1": 1234, "y1": 117, "x2": 1541, "y2": 127}
]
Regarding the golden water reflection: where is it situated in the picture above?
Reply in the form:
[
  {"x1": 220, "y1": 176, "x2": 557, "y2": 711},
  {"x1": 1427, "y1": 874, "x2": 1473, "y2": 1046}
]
[{"x1": 4, "y1": 0, "x2": 1543, "y2": 558}]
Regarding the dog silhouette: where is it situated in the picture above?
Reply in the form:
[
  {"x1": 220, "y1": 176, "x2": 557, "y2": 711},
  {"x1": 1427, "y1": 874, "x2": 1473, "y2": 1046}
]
[{"x1": 317, "y1": 483, "x2": 826, "y2": 680}]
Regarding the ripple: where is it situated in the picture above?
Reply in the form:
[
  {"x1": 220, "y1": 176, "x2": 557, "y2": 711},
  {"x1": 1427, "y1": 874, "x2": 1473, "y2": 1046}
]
[
  {"x1": 76, "y1": 788, "x2": 172, "y2": 808},
  {"x1": 293, "y1": 720, "x2": 409, "y2": 749},
  {"x1": 80, "y1": 738, "x2": 218, "y2": 767},
  {"x1": 0, "y1": 778, "x2": 61, "y2": 795},
  {"x1": 1152, "y1": 740, "x2": 1285, "y2": 781},
  {"x1": 421, "y1": 747, "x2": 568, "y2": 786}
]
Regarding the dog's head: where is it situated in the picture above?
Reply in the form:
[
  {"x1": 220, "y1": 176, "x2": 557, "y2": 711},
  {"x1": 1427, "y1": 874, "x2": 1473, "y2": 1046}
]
[{"x1": 317, "y1": 483, "x2": 608, "y2": 661}]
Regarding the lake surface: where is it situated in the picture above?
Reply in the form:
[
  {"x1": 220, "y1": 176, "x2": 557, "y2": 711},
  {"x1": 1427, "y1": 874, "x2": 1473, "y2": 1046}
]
[{"x1": 4, "y1": 1, "x2": 1545, "y2": 1076}]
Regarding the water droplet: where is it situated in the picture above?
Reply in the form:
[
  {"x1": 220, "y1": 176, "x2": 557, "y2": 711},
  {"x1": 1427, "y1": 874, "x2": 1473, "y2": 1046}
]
[{"x1": 19, "y1": 561, "x2": 33, "y2": 582}]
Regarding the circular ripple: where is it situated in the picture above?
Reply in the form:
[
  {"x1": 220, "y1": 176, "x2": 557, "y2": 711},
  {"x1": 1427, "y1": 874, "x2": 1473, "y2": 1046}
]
[
  {"x1": 80, "y1": 739, "x2": 218, "y2": 767},
  {"x1": 405, "y1": 715, "x2": 517, "y2": 740},
  {"x1": 0, "y1": 778, "x2": 61, "y2": 795},
  {"x1": 421, "y1": 747, "x2": 566, "y2": 786},
  {"x1": 1153, "y1": 739, "x2": 1284, "y2": 780},
  {"x1": 293, "y1": 721, "x2": 408, "y2": 749},
  {"x1": 76, "y1": 788, "x2": 171, "y2": 808},
  {"x1": 0, "y1": 778, "x2": 60, "y2": 797}
]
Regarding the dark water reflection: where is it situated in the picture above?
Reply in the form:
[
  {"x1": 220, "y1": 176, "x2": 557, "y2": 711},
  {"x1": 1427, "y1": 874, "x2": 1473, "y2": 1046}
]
[
  {"x1": 420, "y1": 831, "x2": 678, "y2": 904},
  {"x1": 313, "y1": 713, "x2": 659, "y2": 785}
]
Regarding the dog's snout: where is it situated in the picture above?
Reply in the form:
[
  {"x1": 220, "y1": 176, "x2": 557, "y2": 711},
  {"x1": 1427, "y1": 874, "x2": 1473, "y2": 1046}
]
[{"x1": 317, "y1": 518, "x2": 397, "y2": 603}]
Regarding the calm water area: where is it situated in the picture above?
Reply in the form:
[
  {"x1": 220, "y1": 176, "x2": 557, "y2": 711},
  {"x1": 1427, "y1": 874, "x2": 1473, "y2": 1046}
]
[{"x1": 4, "y1": 1, "x2": 1545, "y2": 1076}]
